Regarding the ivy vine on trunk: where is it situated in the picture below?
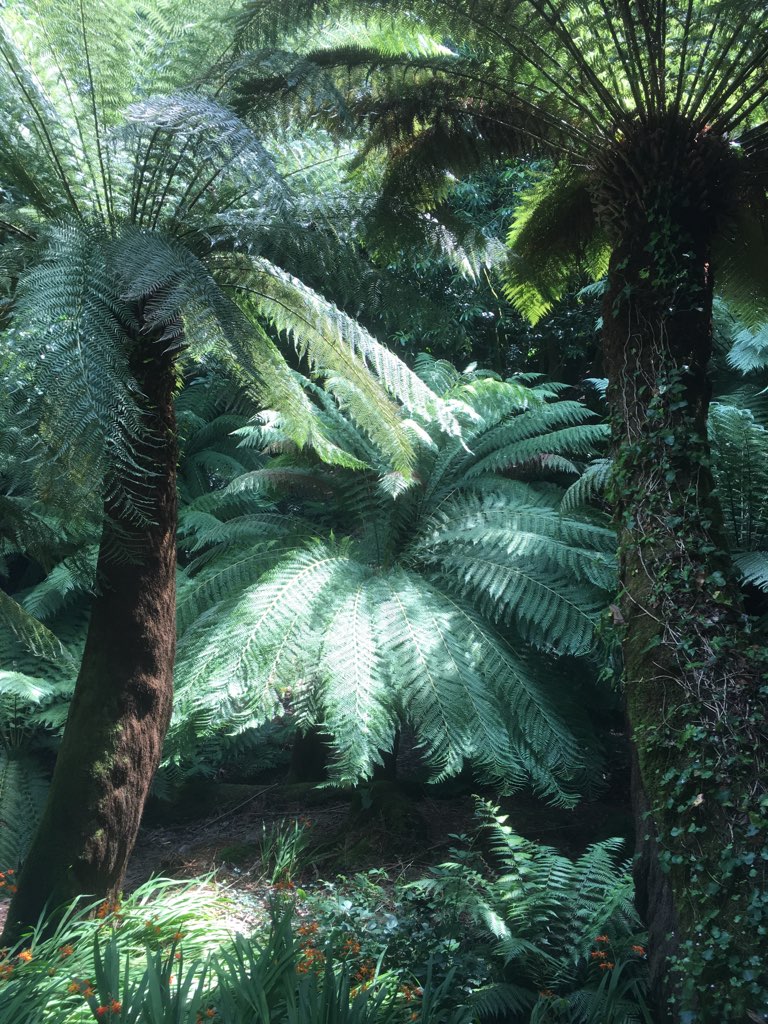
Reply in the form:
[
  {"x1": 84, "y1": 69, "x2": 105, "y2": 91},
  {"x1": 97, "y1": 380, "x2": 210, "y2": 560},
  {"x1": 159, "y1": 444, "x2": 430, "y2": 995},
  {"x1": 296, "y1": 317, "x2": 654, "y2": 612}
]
[{"x1": 601, "y1": 117, "x2": 767, "y2": 1022}]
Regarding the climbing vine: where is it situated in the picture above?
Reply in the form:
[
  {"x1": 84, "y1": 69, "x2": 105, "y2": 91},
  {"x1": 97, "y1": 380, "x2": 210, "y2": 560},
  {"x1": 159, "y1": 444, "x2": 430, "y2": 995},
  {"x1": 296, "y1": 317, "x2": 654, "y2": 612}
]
[{"x1": 605, "y1": 189, "x2": 768, "y2": 1020}]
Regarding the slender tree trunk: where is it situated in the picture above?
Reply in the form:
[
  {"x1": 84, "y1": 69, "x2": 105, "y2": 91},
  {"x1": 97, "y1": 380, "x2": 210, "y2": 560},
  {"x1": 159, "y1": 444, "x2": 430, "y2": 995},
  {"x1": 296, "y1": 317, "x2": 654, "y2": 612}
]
[
  {"x1": 2, "y1": 347, "x2": 177, "y2": 943},
  {"x1": 600, "y1": 122, "x2": 767, "y2": 1021}
]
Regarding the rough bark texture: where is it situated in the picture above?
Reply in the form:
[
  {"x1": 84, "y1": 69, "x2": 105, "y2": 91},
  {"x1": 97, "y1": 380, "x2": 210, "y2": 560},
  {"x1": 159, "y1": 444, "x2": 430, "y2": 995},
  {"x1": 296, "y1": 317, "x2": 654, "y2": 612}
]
[
  {"x1": 599, "y1": 118, "x2": 768, "y2": 1022},
  {"x1": 2, "y1": 347, "x2": 177, "y2": 943}
]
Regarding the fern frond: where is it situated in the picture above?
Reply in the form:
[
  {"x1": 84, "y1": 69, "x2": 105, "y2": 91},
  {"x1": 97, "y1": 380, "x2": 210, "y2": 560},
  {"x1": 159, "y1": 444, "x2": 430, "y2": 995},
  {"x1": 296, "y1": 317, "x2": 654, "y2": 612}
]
[
  {"x1": 21, "y1": 547, "x2": 97, "y2": 622},
  {"x1": 0, "y1": 750, "x2": 49, "y2": 867},
  {"x1": 560, "y1": 459, "x2": 613, "y2": 513},
  {"x1": 733, "y1": 552, "x2": 768, "y2": 592},
  {"x1": 225, "y1": 255, "x2": 460, "y2": 469},
  {"x1": 709, "y1": 403, "x2": 768, "y2": 553},
  {"x1": 318, "y1": 573, "x2": 396, "y2": 783},
  {"x1": 503, "y1": 167, "x2": 609, "y2": 325},
  {"x1": 0, "y1": 590, "x2": 72, "y2": 664},
  {"x1": 415, "y1": 495, "x2": 614, "y2": 654}
]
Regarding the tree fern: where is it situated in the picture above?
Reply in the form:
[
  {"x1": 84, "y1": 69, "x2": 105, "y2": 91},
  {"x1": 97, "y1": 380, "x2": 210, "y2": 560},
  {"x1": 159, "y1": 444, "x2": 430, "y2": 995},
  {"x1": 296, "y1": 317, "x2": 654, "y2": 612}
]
[
  {"x1": 0, "y1": 0, "x2": 459, "y2": 527},
  {"x1": 173, "y1": 363, "x2": 613, "y2": 799}
]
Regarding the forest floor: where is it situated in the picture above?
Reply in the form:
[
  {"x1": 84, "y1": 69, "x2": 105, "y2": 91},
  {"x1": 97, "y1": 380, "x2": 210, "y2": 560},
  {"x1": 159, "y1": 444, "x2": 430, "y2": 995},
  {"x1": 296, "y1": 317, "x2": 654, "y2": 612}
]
[
  {"x1": 122, "y1": 773, "x2": 633, "y2": 925},
  {"x1": 0, "y1": 770, "x2": 631, "y2": 938}
]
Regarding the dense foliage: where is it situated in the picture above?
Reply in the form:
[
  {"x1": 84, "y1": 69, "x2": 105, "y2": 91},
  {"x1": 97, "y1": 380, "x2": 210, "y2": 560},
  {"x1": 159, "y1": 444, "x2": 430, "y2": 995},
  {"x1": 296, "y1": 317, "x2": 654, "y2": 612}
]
[{"x1": 2, "y1": 0, "x2": 768, "y2": 1021}]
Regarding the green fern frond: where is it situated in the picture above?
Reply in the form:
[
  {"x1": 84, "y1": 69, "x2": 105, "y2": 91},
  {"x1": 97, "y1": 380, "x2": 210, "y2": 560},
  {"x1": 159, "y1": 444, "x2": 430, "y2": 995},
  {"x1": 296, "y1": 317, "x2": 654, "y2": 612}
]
[
  {"x1": 726, "y1": 322, "x2": 768, "y2": 375},
  {"x1": 415, "y1": 495, "x2": 614, "y2": 655},
  {"x1": 709, "y1": 403, "x2": 768, "y2": 553},
  {"x1": 469, "y1": 983, "x2": 535, "y2": 1019},
  {"x1": 503, "y1": 167, "x2": 609, "y2": 325},
  {"x1": 560, "y1": 459, "x2": 613, "y2": 513},
  {"x1": 0, "y1": 670, "x2": 67, "y2": 705},
  {"x1": 0, "y1": 750, "x2": 49, "y2": 868},
  {"x1": 318, "y1": 574, "x2": 395, "y2": 783},
  {"x1": 733, "y1": 552, "x2": 768, "y2": 593},
  {"x1": 0, "y1": 590, "x2": 72, "y2": 664},
  {"x1": 21, "y1": 547, "x2": 97, "y2": 622}
]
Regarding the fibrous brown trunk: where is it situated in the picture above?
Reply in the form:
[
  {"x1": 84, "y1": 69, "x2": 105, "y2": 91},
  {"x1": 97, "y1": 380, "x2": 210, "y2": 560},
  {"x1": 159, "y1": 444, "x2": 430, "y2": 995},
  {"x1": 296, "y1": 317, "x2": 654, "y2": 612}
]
[
  {"x1": 599, "y1": 118, "x2": 767, "y2": 1022},
  {"x1": 2, "y1": 347, "x2": 177, "y2": 943}
]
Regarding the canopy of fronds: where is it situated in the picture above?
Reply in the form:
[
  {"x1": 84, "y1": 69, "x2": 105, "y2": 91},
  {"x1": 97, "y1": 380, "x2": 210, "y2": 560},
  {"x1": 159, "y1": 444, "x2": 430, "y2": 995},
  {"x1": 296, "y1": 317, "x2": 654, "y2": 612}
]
[
  {"x1": 0, "y1": 0, "x2": 459, "y2": 525},
  {"x1": 233, "y1": 0, "x2": 768, "y2": 325},
  {"x1": 171, "y1": 360, "x2": 614, "y2": 801}
]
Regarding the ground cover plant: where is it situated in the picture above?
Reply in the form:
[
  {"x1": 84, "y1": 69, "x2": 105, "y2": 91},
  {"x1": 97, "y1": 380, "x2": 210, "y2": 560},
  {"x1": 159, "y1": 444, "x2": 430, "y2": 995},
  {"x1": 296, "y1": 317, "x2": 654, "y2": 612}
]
[{"x1": 0, "y1": 803, "x2": 649, "y2": 1024}]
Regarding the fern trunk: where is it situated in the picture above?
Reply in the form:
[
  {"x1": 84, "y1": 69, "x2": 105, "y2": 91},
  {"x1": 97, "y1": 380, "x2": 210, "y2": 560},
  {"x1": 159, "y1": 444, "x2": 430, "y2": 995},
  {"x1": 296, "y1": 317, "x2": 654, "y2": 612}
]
[
  {"x1": 2, "y1": 349, "x2": 177, "y2": 942},
  {"x1": 601, "y1": 124, "x2": 767, "y2": 1022}
]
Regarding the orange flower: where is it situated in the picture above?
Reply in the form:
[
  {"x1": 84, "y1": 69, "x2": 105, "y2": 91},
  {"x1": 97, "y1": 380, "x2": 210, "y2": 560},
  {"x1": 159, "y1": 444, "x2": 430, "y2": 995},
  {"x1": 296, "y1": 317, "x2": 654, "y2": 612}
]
[
  {"x1": 539, "y1": 989, "x2": 555, "y2": 998},
  {"x1": 205, "y1": 1011, "x2": 216, "y2": 1020},
  {"x1": 171, "y1": 931, "x2": 184, "y2": 942},
  {"x1": 632, "y1": 945, "x2": 646, "y2": 955},
  {"x1": 598, "y1": 962, "x2": 615, "y2": 970},
  {"x1": 590, "y1": 950, "x2": 607, "y2": 959},
  {"x1": 83, "y1": 985, "x2": 95, "y2": 998},
  {"x1": 67, "y1": 982, "x2": 81, "y2": 994},
  {"x1": 109, "y1": 999, "x2": 122, "y2": 1013},
  {"x1": 7, "y1": 886, "x2": 17, "y2": 894},
  {"x1": 96, "y1": 1008, "x2": 109, "y2": 1018},
  {"x1": 595, "y1": 935, "x2": 609, "y2": 943},
  {"x1": 60, "y1": 944, "x2": 75, "y2": 958},
  {"x1": 354, "y1": 961, "x2": 375, "y2": 982},
  {"x1": 16, "y1": 949, "x2": 33, "y2": 963}
]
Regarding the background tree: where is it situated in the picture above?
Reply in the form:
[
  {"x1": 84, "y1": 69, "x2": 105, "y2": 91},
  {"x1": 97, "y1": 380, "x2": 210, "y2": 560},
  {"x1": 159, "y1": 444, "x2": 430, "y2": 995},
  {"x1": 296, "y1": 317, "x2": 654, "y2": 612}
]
[
  {"x1": 0, "y1": 0, "x2": 453, "y2": 941},
  {"x1": 233, "y1": 2, "x2": 768, "y2": 1017}
]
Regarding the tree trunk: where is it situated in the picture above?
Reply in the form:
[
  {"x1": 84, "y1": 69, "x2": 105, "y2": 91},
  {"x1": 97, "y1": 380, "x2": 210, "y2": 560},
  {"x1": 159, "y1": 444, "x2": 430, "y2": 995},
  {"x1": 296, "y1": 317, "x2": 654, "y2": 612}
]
[
  {"x1": 2, "y1": 348, "x2": 177, "y2": 943},
  {"x1": 600, "y1": 123, "x2": 767, "y2": 1021}
]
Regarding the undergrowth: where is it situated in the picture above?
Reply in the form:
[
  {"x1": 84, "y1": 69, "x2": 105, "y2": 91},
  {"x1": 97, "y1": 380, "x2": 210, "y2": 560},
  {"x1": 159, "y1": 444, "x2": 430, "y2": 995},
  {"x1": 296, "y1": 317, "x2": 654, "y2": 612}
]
[{"x1": 0, "y1": 806, "x2": 649, "y2": 1024}]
